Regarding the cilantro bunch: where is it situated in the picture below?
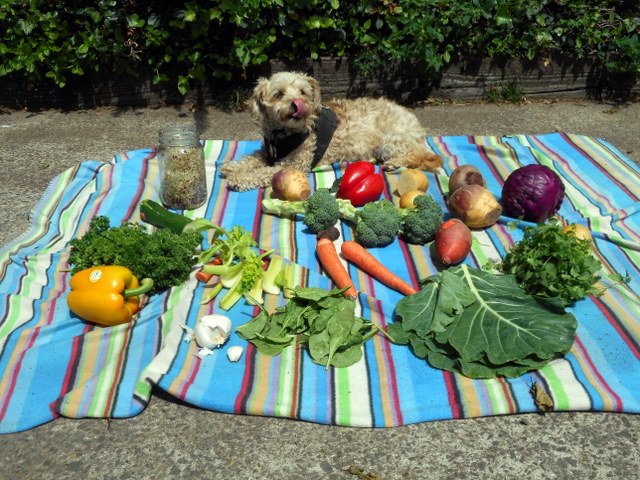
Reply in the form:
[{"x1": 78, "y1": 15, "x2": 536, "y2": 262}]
[{"x1": 499, "y1": 219, "x2": 601, "y2": 305}]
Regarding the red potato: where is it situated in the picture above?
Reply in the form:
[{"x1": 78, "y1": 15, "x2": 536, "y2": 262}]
[{"x1": 434, "y1": 219, "x2": 472, "y2": 266}]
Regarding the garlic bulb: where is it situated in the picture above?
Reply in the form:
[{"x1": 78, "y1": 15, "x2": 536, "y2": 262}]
[
  {"x1": 193, "y1": 314, "x2": 232, "y2": 350},
  {"x1": 226, "y1": 345, "x2": 244, "y2": 362}
]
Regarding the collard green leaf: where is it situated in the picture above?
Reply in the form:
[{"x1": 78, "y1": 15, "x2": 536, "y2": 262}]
[
  {"x1": 386, "y1": 323, "x2": 411, "y2": 344},
  {"x1": 445, "y1": 265, "x2": 577, "y2": 366},
  {"x1": 426, "y1": 350, "x2": 459, "y2": 372},
  {"x1": 458, "y1": 358, "x2": 528, "y2": 379},
  {"x1": 392, "y1": 264, "x2": 578, "y2": 379},
  {"x1": 395, "y1": 282, "x2": 439, "y2": 337},
  {"x1": 430, "y1": 308, "x2": 456, "y2": 334},
  {"x1": 437, "y1": 269, "x2": 477, "y2": 315},
  {"x1": 409, "y1": 336, "x2": 431, "y2": 359}
]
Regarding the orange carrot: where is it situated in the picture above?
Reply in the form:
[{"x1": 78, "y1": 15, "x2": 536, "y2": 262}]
[
  {"x1": 195, "y1": 257, "x2": 222, "y2": 283},
  {"x1": 340, "y1": 241, "x2": 418, "y2": 296},
  {"x1": 316, "y1": 238, "x2": 358, "y2": 299}
]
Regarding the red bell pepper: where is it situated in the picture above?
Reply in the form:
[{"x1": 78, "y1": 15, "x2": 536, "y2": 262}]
[{"x1": 336, "y1": 161, "x2": 384, "y2": 207}]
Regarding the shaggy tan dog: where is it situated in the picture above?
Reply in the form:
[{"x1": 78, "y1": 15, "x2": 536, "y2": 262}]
[{"x1": 220, "y1": 71, "x2": 443, "y2": 191}]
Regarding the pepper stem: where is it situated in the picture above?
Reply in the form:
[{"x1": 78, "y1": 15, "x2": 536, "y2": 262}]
[{"x1": 124, "y1": 278, "x2": 154, "y2": 299}]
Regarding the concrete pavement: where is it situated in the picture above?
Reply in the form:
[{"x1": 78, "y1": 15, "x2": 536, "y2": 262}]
[{"x1": 1, "y1": 100, "x2": 639, "y2": 480}]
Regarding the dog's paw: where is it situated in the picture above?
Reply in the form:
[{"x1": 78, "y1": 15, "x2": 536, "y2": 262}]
[
  {"x1": 416, "y1": 152, "x2": 444, "y2": 172},
  {"x1": 219, "y1": 161, "x2": 242, "y2": 177},
  {"x1": 383, "y1": 149, "x2": 444, "y2": 172}
]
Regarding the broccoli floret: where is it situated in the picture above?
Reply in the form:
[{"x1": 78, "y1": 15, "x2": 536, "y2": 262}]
[
  {"x1": 354, "y1": 200, "x2": 403, "y2": 248},
  {"x1": 303, "y1": 188, "x2": 340, "y2": 233},
  {"x1": 261, "y1": 188, "x2": 339, "y2": 234},
  {"x1": 400, "y1": 193, "x2": 444, "y2": 244}
]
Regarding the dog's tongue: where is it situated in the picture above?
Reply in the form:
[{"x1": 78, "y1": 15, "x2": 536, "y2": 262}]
[{"x1": 291, "y1": 98, "x2": 307, "y2": 118}]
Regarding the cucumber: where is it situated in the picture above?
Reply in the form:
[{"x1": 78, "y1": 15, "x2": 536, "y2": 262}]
[{"x1": 139, "y1": 199, "x2": 193, "y2": 234}]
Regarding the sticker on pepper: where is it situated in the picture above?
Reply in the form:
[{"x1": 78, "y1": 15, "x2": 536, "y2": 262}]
[
  {"x1": 337, "y1": 161, "x2": 384, "y2": 207},
  {"x1": 89, "y1": 269, "x2": 103, "y2": 282}
]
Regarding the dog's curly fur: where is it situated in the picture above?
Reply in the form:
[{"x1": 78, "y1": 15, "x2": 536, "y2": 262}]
[{"x1": 220, "y1": 71, "x2": 444, "y2": 191}]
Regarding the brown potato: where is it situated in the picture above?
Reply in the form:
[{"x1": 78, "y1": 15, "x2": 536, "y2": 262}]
[
  {"x1": 271, "y1": 167, "x2": 311, "y2": 201},
  {"x1": 397, "y1": 169, "x2": 429, "y2": 196},
  {"x1": 399, "y1": 189, "x2": 425, "y2": 209},
  {"x1": 561, "y1": 224, "x2": 593, "y2": 242}
]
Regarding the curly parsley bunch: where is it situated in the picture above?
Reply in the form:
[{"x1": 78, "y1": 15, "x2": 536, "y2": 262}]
[{"x1": 68, "y1": 216, "x2": 201, "y2": 293}]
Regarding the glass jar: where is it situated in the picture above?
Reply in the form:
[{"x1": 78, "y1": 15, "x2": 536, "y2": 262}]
[{"x1": 157, "y1": 125, "x2": 207, "y2": 210}]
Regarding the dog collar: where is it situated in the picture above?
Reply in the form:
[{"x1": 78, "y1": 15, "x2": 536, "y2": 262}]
[
  {"x1": 311, "y1": 106, "x2": 338, "y2": 168},
  {"x1": 265, "y1": 130, "x2": 309, "y2": 165},
  {"x1": 264, "y1": 106, "x2": 338, "y2": 167}
]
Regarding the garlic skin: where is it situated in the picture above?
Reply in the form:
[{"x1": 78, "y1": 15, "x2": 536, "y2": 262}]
[
  {"x1": 226, "y1": 345, "x2": 244, "y2": 362},
  {"x1": 193, "y1": 314, "x2": 232, "y2": 350}
]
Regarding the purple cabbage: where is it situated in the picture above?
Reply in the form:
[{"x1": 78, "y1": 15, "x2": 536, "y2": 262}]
[{"x1": 501, "y1": 164, "x2": 565, "y2": 223}]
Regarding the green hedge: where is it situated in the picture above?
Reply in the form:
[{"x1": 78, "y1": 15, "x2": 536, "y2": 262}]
[{"x1": 1, "y1": 0, "x2": 638, "y2": 95}]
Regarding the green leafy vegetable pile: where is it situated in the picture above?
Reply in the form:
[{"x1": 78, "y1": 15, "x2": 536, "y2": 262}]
[
  {"x1": 68, "y1": 216, "x2": 202, "y2": 293},
  {"x1": 236, "y1": 286, "x2": 384, "y2": 369},
  {"x1": 498, "y1": 219, "x2": 602, "y2": 305},
  {"x1": 387, "y1": 264, "x2": 578, "y2": 378}
]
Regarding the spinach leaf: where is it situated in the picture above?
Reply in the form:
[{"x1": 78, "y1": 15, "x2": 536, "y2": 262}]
[{"x1": 236, "y1": 286, "x2": 378, "y2": 369}]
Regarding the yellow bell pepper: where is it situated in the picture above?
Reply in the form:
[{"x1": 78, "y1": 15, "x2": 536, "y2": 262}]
[{"x1": 67, "y1": 265, "x2": 154, "y2": 327}]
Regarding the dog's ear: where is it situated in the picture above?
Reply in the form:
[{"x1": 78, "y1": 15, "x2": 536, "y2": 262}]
[
  {"x1": 307, "y1": 75, "x2": 322, "y2": 109},
  {"x1": 248, "y1": 77, "x2": 270, "y2": 121}
]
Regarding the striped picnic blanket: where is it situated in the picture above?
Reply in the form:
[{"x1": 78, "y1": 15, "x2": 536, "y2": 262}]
[{"x1": 1, "y1": 134, "x2": 639, "y2": 433}]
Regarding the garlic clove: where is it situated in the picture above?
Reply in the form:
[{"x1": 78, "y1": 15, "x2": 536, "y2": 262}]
[
  {"x1": 226, "y1": 345, "x2": 244, "y2": 362},
  {"x1": 193, "y1": 314, "x2": 232, "y2": 350}
]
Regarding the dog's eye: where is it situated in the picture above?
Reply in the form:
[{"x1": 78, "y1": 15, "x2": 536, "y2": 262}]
[
  {"x1": 275, "y1": 90, "x2": 284, "y2": 99},
  {"x1": 300, "y1": 89, "x2": 306, "y2": 96}
]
